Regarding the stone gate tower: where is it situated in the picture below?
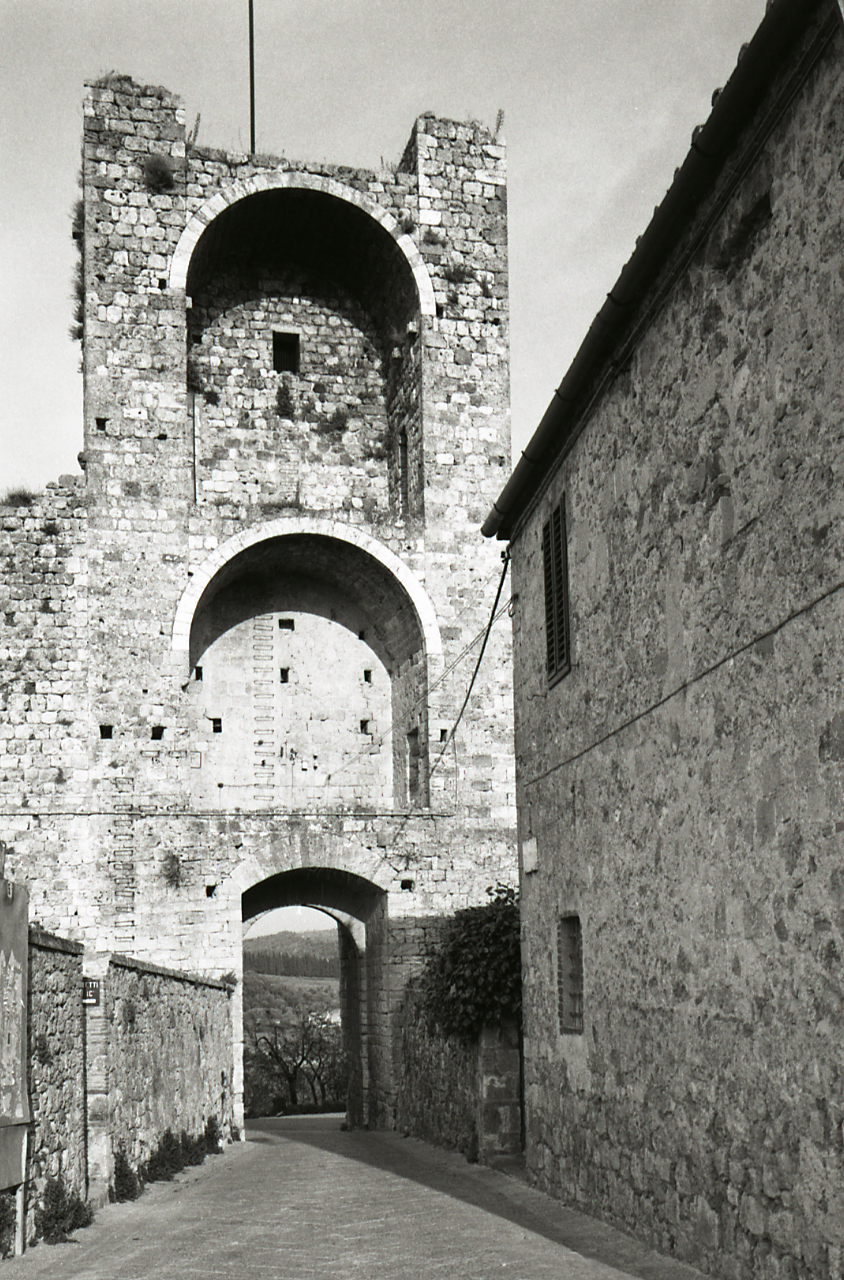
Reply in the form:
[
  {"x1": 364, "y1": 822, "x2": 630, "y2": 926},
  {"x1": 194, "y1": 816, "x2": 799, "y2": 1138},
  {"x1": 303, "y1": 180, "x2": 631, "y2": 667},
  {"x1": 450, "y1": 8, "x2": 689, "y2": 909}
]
[{"x1": 0, "y1": 76, "x2": 515, "y2": 1128}]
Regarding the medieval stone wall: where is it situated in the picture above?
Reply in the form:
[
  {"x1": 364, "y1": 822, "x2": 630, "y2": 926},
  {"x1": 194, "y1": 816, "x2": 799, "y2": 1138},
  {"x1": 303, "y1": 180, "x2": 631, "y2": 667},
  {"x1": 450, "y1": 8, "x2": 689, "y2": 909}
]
[
  {"x1": 85, "y1": 952, "x2": 234, "y2": 1198},
  {"x1": 27, "y1": 930, "x2": 86, "y2": 1210},
  {"x1": 0, "y1": 74, "x2": 516, "y2": 1134},
  {"x1": 511, "y1": 20, "x2": 844, "y2": 1280}
]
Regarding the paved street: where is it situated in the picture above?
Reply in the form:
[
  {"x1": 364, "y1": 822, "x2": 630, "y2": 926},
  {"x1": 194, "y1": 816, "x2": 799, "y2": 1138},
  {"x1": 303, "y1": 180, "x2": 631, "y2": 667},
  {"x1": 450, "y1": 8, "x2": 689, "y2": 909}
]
[{"x1": 3, "y1": 1117, "x2": 708, "y2": 1279}]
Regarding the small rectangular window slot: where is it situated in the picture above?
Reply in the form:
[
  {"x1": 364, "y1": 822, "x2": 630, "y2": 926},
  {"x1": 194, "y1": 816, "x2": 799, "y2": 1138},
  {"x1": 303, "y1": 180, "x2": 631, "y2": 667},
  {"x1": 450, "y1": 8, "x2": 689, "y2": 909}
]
[
  {"x1": 400, "y1": 879, "x2": 415, "y2": 892},
  {"x1": 212, "y1": 718, "x2": 222, "y2": 734},
  {"x1": 440, "y1": 728, "x2": 448, "y2": 743},
  {"x1": 280, "y1": 668, "x2": 290, "y2": 684},
  {"x1": 407, "y1": 727, "x2": 420, "y2": 798},
  {"x1": 99, "y1": 724, "x2": 113, "y2": 740},
  {"x1": 151, "y1": 726, "x2": 164, "y2": 741},
  {"x1": 206, "y1": 883, "x2": 217, "y2": 898},
  {"x1": 194, "y1": 667, "x2": 203, "y2": 681},
  {"x1": 273, "y1": 331, "x2": 300, "y2": 374},
  {"x1": 158, "y1": 277, "x2": 167, "y2": 290},
  {"x1": 363, "y1": 669, "x2": 372, "y2": 684},
  {"x1": 360, "y1": 719, "x2": 370, "y2": 734},
  {"x1": 558, "y1": 914, "x2": 584, "y2": 1034},
  {"x1": 95, "y1": 417, "x2": 108, "y2": 433},
  {"x1": 358, "y1": 630, "x2": 366, "y2": 641},
  {"x1": 278, "y1": 618, "x2": 295, "y2": 630}
]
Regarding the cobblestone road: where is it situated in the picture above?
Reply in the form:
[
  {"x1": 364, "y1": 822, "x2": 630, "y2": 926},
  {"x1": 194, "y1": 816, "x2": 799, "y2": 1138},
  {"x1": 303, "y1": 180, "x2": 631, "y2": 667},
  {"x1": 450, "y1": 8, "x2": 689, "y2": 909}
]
[{"x1": 2, "y1": 1117, "x2": 708, "y2": 1279}]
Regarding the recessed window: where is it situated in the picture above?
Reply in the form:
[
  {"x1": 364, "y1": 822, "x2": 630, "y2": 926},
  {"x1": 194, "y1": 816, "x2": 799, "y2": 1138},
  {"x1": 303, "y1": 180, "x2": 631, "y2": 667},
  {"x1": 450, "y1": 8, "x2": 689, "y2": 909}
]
[
  {"x1": 280, "y1": 668, "x2": 290, "y2": 683},
  {"x1": 363, "y1": 669, "x2": 372, "y2": 684},
  {"x1": 543, "y1": 497, "x2": 571, "y2": 684},
  {"x1": 360, "y1": 719, "x2": 370, "y2": 734},
  {"x1": 212, "y1": 718, "x2": 222, "y2": 734},
  {"x1": 407, "y1": 727, "x2": 420, "y2": 799},
  {"x1": 358, "y1": 630, "x2": 366, "y2": 641},
  {"x1": 399, "y1": 429, "x2": 409, "y2": 514},
  {"x1": 95, "y1": 417, "x2": 108, "y2": 433},
  {"x1": 557, "y1": 915, "x2": 583, "y2": 1034},
  {"x1": 273, "y1": 331, "x2": 300, "y2": 374},
  {"x1": 278, "y1": 618, "x2": 295, "y2": 631},
  {"x1": 151, "y1": 726, "x2": 164, "y2": 741},
  {"x1": 99, "y1": 724, "x2": 113, "y2": 740},
  {"x1": 400, "y1": 879, "x2": 415, "y2": 892},
  {"x1": 194, "y1": 666, "x2": 203, "y2": 681},
  {"x1": 439, "y1": 728, "x2": 448, "y2": 743}
]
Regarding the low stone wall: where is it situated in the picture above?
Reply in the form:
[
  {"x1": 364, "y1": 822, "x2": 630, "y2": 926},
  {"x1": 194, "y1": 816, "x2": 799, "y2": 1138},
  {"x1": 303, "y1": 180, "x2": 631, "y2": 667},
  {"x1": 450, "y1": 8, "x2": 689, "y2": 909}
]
[
  {"x1": 27, "y1": 929, "x2": 86, "y2": 1211},
  {"x1": 395, "y1": 988, "x2": 521, "y2": 1162},
  {"x1": 85, "y1": 953, "x2": 235, "y2": 1199}
]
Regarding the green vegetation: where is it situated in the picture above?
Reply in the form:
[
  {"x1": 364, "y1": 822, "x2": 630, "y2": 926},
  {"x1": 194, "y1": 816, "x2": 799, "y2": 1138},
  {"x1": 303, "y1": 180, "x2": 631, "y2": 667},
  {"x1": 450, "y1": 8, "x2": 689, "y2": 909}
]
[
  {"x1": 420, "y1": 884, "x2": 521, "y2": 1040},
  {"x1": 242, "y1": 931, "x2": 346, "y2": 1117},
  {"x1": 110, "y1": 1120, "x2": 222, "y2": 1204},
  {"x1": 1, "y1": 488, "x2": 37, "y2": 508},
  {"x1": 35, "y1": 1177, "x2": 93, "y2": 1244}
]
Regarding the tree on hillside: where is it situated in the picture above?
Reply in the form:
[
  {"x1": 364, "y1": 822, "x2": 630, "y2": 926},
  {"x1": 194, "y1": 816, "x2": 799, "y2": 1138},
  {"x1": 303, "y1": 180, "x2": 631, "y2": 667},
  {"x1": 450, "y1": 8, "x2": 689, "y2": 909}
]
[{"x1": 246, "y1": 1011, "x2": 347, "y2": 1116}]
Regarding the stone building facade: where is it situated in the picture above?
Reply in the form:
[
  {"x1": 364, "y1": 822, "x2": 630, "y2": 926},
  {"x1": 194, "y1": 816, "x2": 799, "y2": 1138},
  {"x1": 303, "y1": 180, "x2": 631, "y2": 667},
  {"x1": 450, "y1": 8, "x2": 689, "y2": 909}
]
[
  {"x1": 486, "y1": 1, "x2": 844, "y2": 1277},
  {"x1": 0, "y1": 77, "x2": 516, "y2": 1139}
]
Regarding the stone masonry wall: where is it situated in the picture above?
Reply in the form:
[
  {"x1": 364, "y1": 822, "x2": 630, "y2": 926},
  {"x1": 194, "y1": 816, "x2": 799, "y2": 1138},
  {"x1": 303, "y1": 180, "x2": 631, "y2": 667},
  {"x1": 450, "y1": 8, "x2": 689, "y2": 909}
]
[
  {"x1": 511, "y1": 18, "x2": 844, "y2": 1280},
  {"x1": 27, "y1": 929, "x2": 86, "y2": 1222},
  {"x1": 395, "y1": 986, "x2": 479, "y2": 1159},
  {"x1": 85, "y1": 952, "x2": 233, "y2": 1198},
  {"x1": 1, "y1": 73, "x2": 516, "y2": 1134}
]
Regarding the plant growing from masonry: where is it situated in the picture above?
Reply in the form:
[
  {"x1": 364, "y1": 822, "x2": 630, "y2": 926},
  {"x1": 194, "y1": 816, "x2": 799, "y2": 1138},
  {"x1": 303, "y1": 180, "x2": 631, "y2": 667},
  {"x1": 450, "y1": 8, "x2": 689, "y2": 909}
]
[{"x1": 420, "y1": 884, "x2": 521, "y2": 1040}]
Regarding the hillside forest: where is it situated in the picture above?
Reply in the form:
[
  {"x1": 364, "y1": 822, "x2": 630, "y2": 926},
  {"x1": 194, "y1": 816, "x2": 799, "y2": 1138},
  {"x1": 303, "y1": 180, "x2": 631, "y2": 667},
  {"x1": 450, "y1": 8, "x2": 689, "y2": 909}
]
[{"x1": 243, "y1": 930, "x2": 347, "y2": 1117}]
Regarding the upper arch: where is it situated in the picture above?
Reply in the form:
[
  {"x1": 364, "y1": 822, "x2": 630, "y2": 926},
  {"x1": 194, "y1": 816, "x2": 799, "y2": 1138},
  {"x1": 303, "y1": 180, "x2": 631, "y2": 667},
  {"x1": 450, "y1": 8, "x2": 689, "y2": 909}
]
[
  {"x1": 172, "y1": 517, "x2": 443, "y2": 664},
  {"x1": 169, "y1": 173, "x2": 436, "y2": 317}
]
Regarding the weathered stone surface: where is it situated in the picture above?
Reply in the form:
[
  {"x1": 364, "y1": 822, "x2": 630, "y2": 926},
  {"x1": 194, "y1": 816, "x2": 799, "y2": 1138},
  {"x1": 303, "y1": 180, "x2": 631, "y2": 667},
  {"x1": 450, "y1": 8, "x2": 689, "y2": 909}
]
[
  {"x1": 508, "y1": 9, "x2": 844, "y2": 1280},
  {"x1": 0, "y1": 76, "x2": 516, "y2": 1137}
]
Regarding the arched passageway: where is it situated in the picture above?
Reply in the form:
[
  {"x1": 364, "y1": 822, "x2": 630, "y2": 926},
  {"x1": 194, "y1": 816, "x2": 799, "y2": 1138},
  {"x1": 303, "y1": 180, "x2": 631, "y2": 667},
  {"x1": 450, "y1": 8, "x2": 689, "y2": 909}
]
[
  {"x1": 179, "y1": 525, "x2": 439, "y2": 812},
  {"x1": 243, "y1": 867, "x2": 388, "y2": 1127}
]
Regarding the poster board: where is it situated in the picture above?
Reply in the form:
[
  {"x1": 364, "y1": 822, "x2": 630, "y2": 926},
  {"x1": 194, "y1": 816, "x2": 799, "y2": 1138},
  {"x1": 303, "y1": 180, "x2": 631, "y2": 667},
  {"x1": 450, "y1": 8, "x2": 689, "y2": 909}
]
[{"x1": 0, "y1": 880, "x2": 29, "y2": 1190}]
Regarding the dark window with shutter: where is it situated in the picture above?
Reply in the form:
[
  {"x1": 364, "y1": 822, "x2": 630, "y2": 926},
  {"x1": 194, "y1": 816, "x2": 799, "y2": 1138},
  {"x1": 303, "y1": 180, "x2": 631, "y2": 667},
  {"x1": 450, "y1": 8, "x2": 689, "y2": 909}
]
[
  {"x1": 542, "y1": 498, "x2": 571, "y2": 683},
  {"x1": 557, "y1": 914, "x2": 583, "y2": 1034}
]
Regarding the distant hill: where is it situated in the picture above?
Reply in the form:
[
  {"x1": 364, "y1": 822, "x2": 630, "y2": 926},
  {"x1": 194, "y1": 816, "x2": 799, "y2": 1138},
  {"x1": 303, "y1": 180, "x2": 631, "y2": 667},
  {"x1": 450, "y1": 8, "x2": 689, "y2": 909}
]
[
  {"x1": 243, "y1": 971, "x2": 340, "y2": 1038},
  {"x1": 243, "y1": 928, "x2": 340, "y2": 978}
]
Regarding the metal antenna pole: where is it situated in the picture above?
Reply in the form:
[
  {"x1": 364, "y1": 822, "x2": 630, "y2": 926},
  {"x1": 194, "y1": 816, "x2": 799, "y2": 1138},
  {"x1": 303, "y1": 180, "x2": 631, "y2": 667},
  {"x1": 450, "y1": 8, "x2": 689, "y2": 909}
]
[{"x1": 248, "y1": 0, "x2": 256, "y2": 153}]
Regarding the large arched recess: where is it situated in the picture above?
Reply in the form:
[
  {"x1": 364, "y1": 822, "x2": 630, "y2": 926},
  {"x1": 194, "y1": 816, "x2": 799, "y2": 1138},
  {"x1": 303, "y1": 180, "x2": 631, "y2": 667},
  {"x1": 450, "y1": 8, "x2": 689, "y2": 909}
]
[
  {"x1": 170, "y1": 176, "x2": 435, "y2": 518},
  {"x1": 174, "y1": 520, "x2": 442, "y2": 808},
  {"x1": 243, "y1": 867, "x2": 388, "y2": 1129}
]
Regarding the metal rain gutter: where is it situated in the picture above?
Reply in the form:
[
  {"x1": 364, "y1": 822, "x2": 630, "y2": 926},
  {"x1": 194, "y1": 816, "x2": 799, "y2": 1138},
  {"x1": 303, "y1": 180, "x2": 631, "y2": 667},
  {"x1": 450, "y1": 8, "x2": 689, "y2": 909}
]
[{"x1": 482, "y1": 0, "x2": 828, "y2": 541}]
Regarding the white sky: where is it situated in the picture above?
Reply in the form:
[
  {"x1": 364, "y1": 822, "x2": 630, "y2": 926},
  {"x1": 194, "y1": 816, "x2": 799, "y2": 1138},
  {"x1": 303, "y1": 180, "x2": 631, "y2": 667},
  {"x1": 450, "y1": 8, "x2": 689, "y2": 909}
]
[
  {"x1": 0, "y1": 0, "x2": 764, "y2": 492},
  {"x1": 246, "y1": 906, "x2": 337, "y2": 937}
]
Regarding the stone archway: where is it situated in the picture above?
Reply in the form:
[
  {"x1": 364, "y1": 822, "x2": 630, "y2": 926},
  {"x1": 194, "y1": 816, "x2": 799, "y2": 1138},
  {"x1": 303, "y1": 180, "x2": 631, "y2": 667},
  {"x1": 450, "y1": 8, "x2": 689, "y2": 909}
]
[
  {"x1": 242, "y1": 866, "x2": 389, "y2": 1128},
  {"x1": 173, "y1": 521, "x2": 443, "y2": 811}
]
